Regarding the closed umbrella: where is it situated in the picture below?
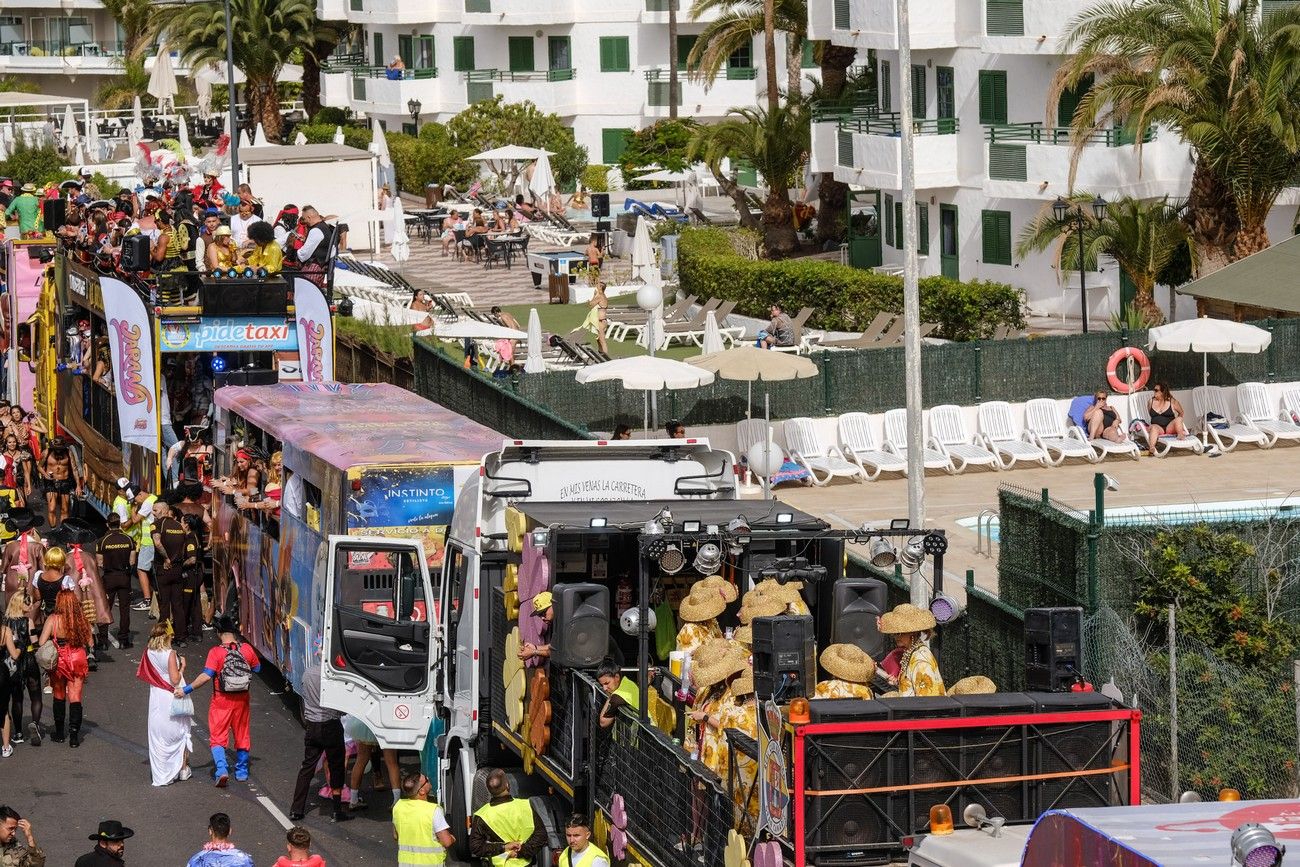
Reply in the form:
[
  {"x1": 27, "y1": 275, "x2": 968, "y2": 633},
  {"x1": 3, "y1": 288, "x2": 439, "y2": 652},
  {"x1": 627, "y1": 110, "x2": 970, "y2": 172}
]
[
  {"x1": 253, "y1": 123, "x2": 269, "y2": 147},
  {"x1": 60, "y1": 105, "x2": 78, "y2": 152},
  {"x1": 147, "y1": 45, "x2": 179, "y2": 112},
  {"x1": 391, "y1": 196, "x2": 410, "y2": 265},
  {"x1": 176, "y1": 114, "x2": 192, "y2": 159},
  {"x1": 294, "y1": 131, "x2": 307, "y2": 146},
  {"x1": 630, "y1": 216, "x2": 659, "y2": 286},
  {"x1": 577, "y1": 356, "x2": 715, "y2": 431},
  {"x1": 129, "y1": 95, "x2": 144, "y2": 143},
  {"x1": 528, "y1": 153, "x2": 555, "y2": 204},
  {"x1": 86, "y1": 113, "x2": 100, "y2": 162},
  {"x1": 701, "y1": 311, "x2": 725, "y2": 355},
  {"x1": 524, "y1": 308, "x2": 545, "y2": 373},
  {"x1": 371, "y1": 117, "x2": 392, "y2": 187},
  {"x1": 332, "y1": 125, "x2": 345, "y2": 145}
]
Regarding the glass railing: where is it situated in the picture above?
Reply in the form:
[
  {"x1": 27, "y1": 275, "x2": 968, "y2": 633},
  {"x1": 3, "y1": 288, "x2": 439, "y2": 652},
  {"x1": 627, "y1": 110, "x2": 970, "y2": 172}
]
[
  {"x1": 0, "y1": 40, "x2": 140, "y2": 58},
  {"x1": 839, "y1": 112, "x2": 960, "y2": 135},
  {"x1": 984, "y1": 122, "x2": 1155, "y2": 147}
]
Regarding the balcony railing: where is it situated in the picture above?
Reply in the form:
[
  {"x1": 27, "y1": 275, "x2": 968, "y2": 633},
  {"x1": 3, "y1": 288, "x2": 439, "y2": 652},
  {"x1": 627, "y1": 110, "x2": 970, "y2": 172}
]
[
  {"x1": 839, "y1": 112, "x2": 959, "y2": 136},
  {"x1": 351, "y1": 66, "x2": 439, "y2": 79},
  {"x1": 725, "y1": 66, "x2": 756, "y2": 80},
  {"x1": 0, "y1": 40, "x2": 136, "y2": 58},
  {"x1": 322, "y1": 50, "x2": 366, "y2": 72},
  {"x1": 984, "y1": 122, "x2": 1154, "y2": 147},
  {"x1": 464, "y1": 67, "x2": 575, "y2": 82},
  {"x1": 811, "y1": 95, "x2": 879, "y2": 123}
]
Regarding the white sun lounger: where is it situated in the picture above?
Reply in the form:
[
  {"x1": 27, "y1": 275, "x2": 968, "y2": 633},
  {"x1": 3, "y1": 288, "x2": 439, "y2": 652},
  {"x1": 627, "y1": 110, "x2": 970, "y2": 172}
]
[
  {"x1": 1125, "y1": 390, "x2": 1202, "y2": 457},
  {"x1": 976, "y1": 401, "x2": 1049, "y2": 470},
  {"x1": 1191, "y1": 386, "x2": 1266, "y2": 452},
  {"x1": 1237, "y1": 382, "x2": 1300, "y2": 447},
  {"x1": 783, "y1": 417, "x2": 865, "y2": 485},
  {"x1": 1024, "y1": 399, "x2": 1098, "y2": 465},
  {"x1": 837, "y1": 412, "x2": 907, "y2": 480},
  {"x1": 882, "y1": 408, "x2": 953, "y2": 473},
  {"x1": 926, "y1": 404, "x2": 1000, "y2": 473}
]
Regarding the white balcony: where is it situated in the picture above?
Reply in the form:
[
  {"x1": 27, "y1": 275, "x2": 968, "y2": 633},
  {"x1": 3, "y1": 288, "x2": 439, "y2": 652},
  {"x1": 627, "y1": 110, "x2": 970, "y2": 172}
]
[
  {"x1": 349, "y1": 70, "x2": 444, "y2": 116},
  {"x1": 317, "y1": 0, "x2": 347, "y2": 21},
  {"x1": 982, "y1": 0, "x2": 1096, "y2": 53},
  {"x1": 343, "y1": 0, "x2": 458, "y2": 26},
  {"x1": 460, "y1": 68, "x2": 581, "y2": 115},
  {"x1": 642, "y1": 68, "x2": 760, "y2": 119},
  {"x1": 829, "y1": 0, "x2": 975, "y2": 51},
  {"x1": 832, "y1": 114, "x2": 963, "y2": 190},
  {"x1": 462, "y1": 0, "x2": 582, "y2": 25}
]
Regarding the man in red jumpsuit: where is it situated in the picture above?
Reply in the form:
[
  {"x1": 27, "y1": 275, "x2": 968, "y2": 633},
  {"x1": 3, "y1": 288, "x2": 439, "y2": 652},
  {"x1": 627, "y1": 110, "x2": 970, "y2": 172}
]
[{"x1": 178, "y1": 614, "x2": 260, "y2": 787}]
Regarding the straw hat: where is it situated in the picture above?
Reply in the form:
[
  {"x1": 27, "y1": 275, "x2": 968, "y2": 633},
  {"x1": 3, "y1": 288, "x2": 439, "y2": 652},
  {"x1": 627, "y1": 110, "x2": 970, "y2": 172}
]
[
  {"x1": 696, "y1": 574, "x2": 738, "y2": 604},
  {"x1": 691, "y1": 636, "x2": 742, "y2": 667},
  {"x1": 946, "y1": 675, "x2": 996, "y2": 696},
  {"x1": 692, "y1": 647, "x2": 749, "y2": 690},
  {"x1": 755, "y1": 577, "x2": 803, "y2": 603},
  {"x1": 20, "y1": 182, "x2": 35, "y2": 193},
  {"x1": 733, "y1": 625, "x2": 752, "y2": 647},
  {"x1": 679, "y1": 587, "x2": 726, "y2": 623},
  {"x1": 732, "y1": 671, "x2": 754, "y2": 697},
  {"x1": 820, "y1": 643, "x2": 876, "y2": 685},
  {"x1": 738, "y1": 594, "x2": 785, "y2": 625},
  {"x1": 878, "y1": 603, "x2": 937, "y2": 635}
]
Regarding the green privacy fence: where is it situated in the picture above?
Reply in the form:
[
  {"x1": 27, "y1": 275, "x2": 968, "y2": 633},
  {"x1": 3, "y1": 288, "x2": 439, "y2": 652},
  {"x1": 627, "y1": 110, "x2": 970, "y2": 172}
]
[{"x1": 426, "y1": 317, "x2": 1300, "y2": 434}]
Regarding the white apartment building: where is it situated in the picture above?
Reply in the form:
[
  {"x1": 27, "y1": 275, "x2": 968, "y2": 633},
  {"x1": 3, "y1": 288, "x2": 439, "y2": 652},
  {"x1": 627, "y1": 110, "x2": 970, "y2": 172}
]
[
  {"x1": 315, "y1": 0, "x2": 810, "y2": 171},
  {"x1": 808, "y1": 0, "x2": 1300, "y2": 322}
]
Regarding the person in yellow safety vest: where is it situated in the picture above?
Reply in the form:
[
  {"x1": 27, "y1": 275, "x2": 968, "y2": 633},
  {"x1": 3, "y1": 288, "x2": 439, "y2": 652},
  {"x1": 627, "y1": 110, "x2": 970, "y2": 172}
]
[
  {"x1": 596, "y1": 657, "x2": 641, "y2": 729},
  {"x1": 557, "y1": 814, "x2": 609, "y2": 867},
  {"x1": 469, "y1": 768, "x2": 547, "y2": 866},
  {"x1": 392, "y1": 770, "x2": 456, "y2": 866}
]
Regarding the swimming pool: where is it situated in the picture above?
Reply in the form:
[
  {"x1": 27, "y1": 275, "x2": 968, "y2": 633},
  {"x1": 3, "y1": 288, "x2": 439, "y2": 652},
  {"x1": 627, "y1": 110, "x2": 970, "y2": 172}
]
[{"x1": 958, "y1": 495, "x2": 1300, "y2": 544}]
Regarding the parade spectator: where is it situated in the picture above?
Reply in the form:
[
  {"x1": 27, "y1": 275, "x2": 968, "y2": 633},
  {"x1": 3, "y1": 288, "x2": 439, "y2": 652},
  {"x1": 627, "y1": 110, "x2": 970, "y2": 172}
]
[
  {"x1": 469, "y1": 768, "x2": 548, "y2": 865},
  {"x1": 665, "y1": 419, "x2": 686, "y2": 439},
  {"x1": 179, "y1": 615, "x2": 260, "y2": 787},
  {"x1": 557, "y1": 814, "x2": 608, "y2": 867},
  {"x1": 185, "y1": 814, "x2": 253, "y2": 867},
  {"x1": 141, "y1": 622, "x2": 192, "y2": 785},
  {"x1": 5, "y1": 184, "x2": 42, "y2": 237},
  {"x1": 4, "y1": 590, "x2": 42, "y2": 747},
  {"x1": 0, "y1": 806, "x2": 45, "y2": 867},
  {"x1": 128, "y1": 487, "x2": 158, "y2": 614},
  {"x1": 39, "y1": 588, "x2": 91, "y2": 747},
  {"x1": 272, "y1": 827, "x2": 324, "y2": 867},
  {"x1": 392, "y1": 771, "x2": 455, "y2": 865},
  {"x1": 612, "y1": 424, "x2": 632, "y2": 441},
  {"x1": 344, "y1": 714, "x2": 402, "y2": 809},
  {"x1": 75, "y1": 820, "x2": 133, "y2": 867},
  {"x1": 97, "y1": 513, "x2": 137, "y2": 648},
  {"x1": 288, "y1": 660, "x2": 351, "y2": 823}
]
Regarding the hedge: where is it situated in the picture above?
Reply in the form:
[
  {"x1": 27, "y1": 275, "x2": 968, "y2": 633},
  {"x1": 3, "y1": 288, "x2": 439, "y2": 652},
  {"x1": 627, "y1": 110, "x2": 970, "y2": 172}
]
[{"x1": 677, "y1": 227, "x2": 1025, "y2": 341}]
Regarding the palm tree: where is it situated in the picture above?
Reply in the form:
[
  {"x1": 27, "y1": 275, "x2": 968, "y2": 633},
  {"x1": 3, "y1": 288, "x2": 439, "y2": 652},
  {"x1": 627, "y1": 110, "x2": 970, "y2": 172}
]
[
  {"x1": 160, "y1": 0, "x2": 317, "y2": 140},
  {"x1": 1017, "y1": 195, "x2": 1196, "y2": 325},
  {"x1": 812, "y1": 41, "x2": 862, "y2": 247},
  {"x1": 669, "y1": 0, "x2": 680, "y2": 120},
  {"x1": 302, "y1": 21, "x2": 348, "y2": 118},
  {"x1": 99, "y1": 0, "x2": 161, "y2": 62},
  {"x1": 686, "y1": 0, "x2": 807, "y2": 100},
  {"x1": 689, "y1": 98, "x2": 809, "y2": 257},
  {"x1": 95, "y1": 57, "x2": 151, "y2": 111},
  {"x1": 1052, "y1": 0, "x2": 1300, "y2": 272}
]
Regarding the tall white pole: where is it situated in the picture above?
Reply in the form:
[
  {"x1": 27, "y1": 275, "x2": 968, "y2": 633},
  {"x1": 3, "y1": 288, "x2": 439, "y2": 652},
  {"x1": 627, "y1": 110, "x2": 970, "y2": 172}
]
[{"x1": 897, "y1": 0, "x2": 926, "y2": 605}]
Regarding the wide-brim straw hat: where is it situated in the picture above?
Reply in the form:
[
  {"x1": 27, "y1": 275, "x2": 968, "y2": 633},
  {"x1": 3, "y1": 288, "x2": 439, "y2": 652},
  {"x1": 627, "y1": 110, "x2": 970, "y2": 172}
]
[
  {"x1": 947, "y1": 675, "x2": 996, "y2": 696},
  {"x1": 691, "y1": 636, "x2": 742, "y2": 667},
  {"x1": 693, "y1": 647, "x2": 749, "y2": 690},
  {"x1": 680, "y1": 587, "x2": 726, "y2": 622},
  {"x1": 755, "y1": 577, "x2": 803, "y2": 603},
  {"x1": 820, "y1": 643, "x2": 876, "y2": 685},
  {"x1": 738, "y1": 594, "x2": 786, "y2": 625},
  {"x1": 732, "y1": 671, "x2": 754, "y2": 697},
  {"x1": 733, "y1": 625, "x2": 752, "y2": 646},
  {"x1": 879, "y1": 602, "x2": 937, "y2": 635},
  {"x1": 696, "y1": 574, "x2": 738, "y2": 603}
]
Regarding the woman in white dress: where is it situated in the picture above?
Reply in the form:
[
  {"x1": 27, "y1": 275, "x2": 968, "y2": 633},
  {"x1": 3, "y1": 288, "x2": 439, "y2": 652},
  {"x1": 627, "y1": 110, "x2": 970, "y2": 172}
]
[{"x1": 139, "y1": 622, "x2": 192, "y2": 785}]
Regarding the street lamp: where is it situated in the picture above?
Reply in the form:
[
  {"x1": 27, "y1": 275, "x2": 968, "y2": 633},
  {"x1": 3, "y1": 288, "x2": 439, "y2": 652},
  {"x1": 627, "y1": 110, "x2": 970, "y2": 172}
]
[
  {"x1": 407, "y1": 98, "x2": 421, "y2": 132},
  {"x1": 1052, "y1": 195, "x2": 1107, "y2": 333}
]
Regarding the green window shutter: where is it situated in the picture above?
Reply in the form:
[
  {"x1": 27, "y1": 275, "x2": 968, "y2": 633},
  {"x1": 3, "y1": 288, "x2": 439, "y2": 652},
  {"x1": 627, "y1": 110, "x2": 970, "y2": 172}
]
[
  {"x1": 1057, "y1": 73, "x2": 1093, "y2": 128},
  {"x1": 349, "y1": 0, "x2": 361, "y2": 11},
  {"x1": 836, "y1": 130, "x2": 853, "y2": 166},
  {"x1": 508, "y1": 36, "x2": 534, "y2": 72},
  {"x1": 881, "y1": 61, "x2": 892, "y2": 113},
  {"x1": 677, "y1": 34, "x2": 697, "y2": 70},
  {"x1": 416, "y1": 36, "x2": 435, "y2": 70},
  {"x1": 453, "y1": 36, "x2": 475, "y2": 71},
  {"x1": 601, "y1": 128, "x2": 631, "y2": 164},
  {"x1": 988, "y1": 143, "x2": 1027, "y2": 181},
  {"x1": 986, "y1": 0, "x2": 1024, "y2": 36},
  {"x1": 465, "y1": 0, "x2": 490, "y2": 10},
  {"x1": 981, "y1": 209, "x2": 1013, "y2": 265},
  {"x1": 600, "y1": 36, "x2": 629, "y2": 72},
  {"x1": 918, "y1": 203, "x2": 930, "y2": 255},
  {"x1": 373, "y1": 32, "x2": 383, "y2": 66},
  {"x1": 884, "y1": 193, "x2": 895, "y2": 248},
  {"x1": 833, "y1": 0, "x2": 850, "y2": 29},
  {"x1": 894, "y1": 200, "x2": 903, "y2": 249},
  {"x1": 910, "y1": 64, "x2": 926, "y2": 119},
  {"x1": 398, "y1": 35, "x2": 413, "y2": 70},
  {"x1": 801, "y1": 39, "x2": 816, "y2": 69},
  {"x1": 978, "y1": 70, "x2": 1007, "y2": 125}
]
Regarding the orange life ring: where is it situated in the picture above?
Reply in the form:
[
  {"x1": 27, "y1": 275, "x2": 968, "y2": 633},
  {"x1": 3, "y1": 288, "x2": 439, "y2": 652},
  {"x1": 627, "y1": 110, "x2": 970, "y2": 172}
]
[{"x1": 1106, "y1": 346, "x2": 1151, "y2": 394}]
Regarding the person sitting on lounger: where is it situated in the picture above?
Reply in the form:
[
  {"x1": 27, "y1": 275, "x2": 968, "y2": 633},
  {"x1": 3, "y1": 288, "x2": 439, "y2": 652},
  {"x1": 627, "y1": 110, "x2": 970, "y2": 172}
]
[
  {"x1": 1084, "y1": 390, "x2": 1124, "y2": 443},
  {"x1": 760, "y1": 304, "x2": 796, "y2": 349},
  {"x1": 1145, "y1": 382, "x2": 1189, "y2": 453}
]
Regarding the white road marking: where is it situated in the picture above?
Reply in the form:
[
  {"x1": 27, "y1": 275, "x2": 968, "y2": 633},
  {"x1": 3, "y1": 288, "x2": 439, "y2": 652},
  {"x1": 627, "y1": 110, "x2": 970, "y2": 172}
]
[{"x1": 257, "y1": 795, "x2": 294, "y2": 830}]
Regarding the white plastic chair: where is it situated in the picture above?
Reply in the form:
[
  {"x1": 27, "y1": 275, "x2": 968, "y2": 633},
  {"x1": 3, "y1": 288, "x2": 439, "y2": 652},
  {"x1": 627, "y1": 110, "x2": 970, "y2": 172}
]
[
  {"x1": 1024, "y1": 399, "x2": 1099, "y2": 465},
  {"x1": 735, "y1": 418, "x2": 788, "y2": 490},
  {"x1": 837, "y1": 412, "x2": 907, "y2": 480},
  {"x1": 1237, "y1": 382, "x2": 1300, "y2": 447},
  {"x1": 926, "y1": 405, "x2": 1000, "y2": 473},
  {"x1": 1126, "y1": 390, "x2": 1202, "y2": 457},
  {"x1": 783, "y1": 417, "x2": 864, "y2": 485},
  {"x1": 882, "y1": 408, "x2": 954, "y2": 473},
  {"x1": 1192, "y1": 386, "x2": 1267, "y2": 452},
  {"x1": 976, "y1": 401, "x2": 1049, "y2": 470}
]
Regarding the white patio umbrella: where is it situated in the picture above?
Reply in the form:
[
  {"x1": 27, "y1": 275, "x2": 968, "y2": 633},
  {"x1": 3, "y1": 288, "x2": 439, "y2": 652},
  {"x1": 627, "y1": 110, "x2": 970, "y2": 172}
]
[
  {"x1": 467, "y1": 145, "x2": 555, "y2": 190},
  {"x1": 60, "y1": 104, "x2": 79, "y2": 152},
  {"x1": 528, "y1": 153, "x2": 555, "y2": 204},
  {"x1": 176, "y1": 114, "x2": 192, "y2": 159},
  {"x1": 332, "y1": 125, "x2": 345, "y2": 145},
  {"x1": 524, "y1": 307, "x2": 546, "y2": 373},
  {"x1": 630, "y1": 216, "x2": 660, "y2": 286},
  {"x1": 1147, "y1": 317, "x2": 1272, "y2": 447},
  {"x1": 701, "y1": 311, "x2": 725, "y2": 355},
  {"x1": 147, "y1": 45, "x2": 179, "y2": 112},
  {"x1": 686, "y1": 344, "x2": 818, "y2": 419},
  {"x1": 634, "y1": 169, "x2": 693, "y2": 183},
  {"x1": 294, "y1": 131, "x2": 307, "y2": 146},
  {"x1": 129, "y1": 95, "x2": 144, "y2": 143},
  {"x1": 576, "y1": 356, "x2": 715, "y2": 431},
  {"x1": 390, "y1": 196, "x2": 410, "y2": 265},
  {"x1": 252, "y1": 123, "x2": 269, "y2": 146},
  {"x1": 433, "y1": 320, "x2": 528, "y2": 341}
]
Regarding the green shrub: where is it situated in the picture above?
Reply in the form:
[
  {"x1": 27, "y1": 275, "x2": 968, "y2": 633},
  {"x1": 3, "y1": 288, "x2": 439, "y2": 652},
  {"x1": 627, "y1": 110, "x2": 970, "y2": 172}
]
[
  {"x1": 581, "y1": 164, "x2": 609, "y2": 193},
  {"x1": 335, "y1": 315, "x2": 414, "y2": 359},
  {"x1": 677, "y1": 227, "x2": 1025, "y2": 341},
  {"x1": 311, "y1": 107, "x2": 352, "y2": 126},
  {"x1": 295, "y1": 122, "x2": 371, "y2": 150},
  {"x1": 0, "y1": 139, "x2": 78, "y2": 187},
  {"x1": 385, "y1": 130, "x2": 475, "y2": 195}
]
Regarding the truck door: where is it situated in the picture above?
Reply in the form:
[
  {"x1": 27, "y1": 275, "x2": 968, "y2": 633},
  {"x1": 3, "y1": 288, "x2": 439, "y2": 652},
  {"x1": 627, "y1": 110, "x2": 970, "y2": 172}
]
[{"x1": 321, "y1": 535, "x2": 438, "y2": 749}]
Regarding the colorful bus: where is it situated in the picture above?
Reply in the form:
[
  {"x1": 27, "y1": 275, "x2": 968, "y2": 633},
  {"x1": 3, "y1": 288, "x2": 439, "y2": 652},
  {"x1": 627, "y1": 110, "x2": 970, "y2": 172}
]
[{"x1": 211, "y1": 382, "x2": 505, "y2": 693}]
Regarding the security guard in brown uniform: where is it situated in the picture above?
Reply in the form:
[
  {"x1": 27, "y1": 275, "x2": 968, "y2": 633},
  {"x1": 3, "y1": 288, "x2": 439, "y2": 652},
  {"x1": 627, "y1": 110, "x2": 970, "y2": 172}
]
[{"x1": 96, "y1": 514, "x2": 136, "y2": 647}]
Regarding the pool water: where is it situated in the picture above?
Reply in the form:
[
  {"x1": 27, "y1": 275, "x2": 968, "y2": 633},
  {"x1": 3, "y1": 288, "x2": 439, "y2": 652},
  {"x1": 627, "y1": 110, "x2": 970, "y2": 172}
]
[{"x1": 958, "y1": 496, "x2": 1300, "y2": 544}]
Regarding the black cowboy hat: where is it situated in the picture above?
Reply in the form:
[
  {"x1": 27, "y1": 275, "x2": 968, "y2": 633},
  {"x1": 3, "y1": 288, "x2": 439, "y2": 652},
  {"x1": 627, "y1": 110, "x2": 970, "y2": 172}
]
[
  {"x1": 59, "y1": 179, "x2": 83, "y2": 191},
  {"x1": 6, "y1": 507, "x2": 41, "y2": 532},
  {"x1": 89, "y1": 821, "x2": 135, "y2": 842},
  {"x1": 57, "y1": 517, "x2": 98, "y2": 545}
]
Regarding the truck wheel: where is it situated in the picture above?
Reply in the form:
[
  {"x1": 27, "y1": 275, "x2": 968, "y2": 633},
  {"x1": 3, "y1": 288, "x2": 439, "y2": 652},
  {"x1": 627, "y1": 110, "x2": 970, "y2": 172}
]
[{"x1": 446, "y1": 747, "x2": 472, "y2": 862}]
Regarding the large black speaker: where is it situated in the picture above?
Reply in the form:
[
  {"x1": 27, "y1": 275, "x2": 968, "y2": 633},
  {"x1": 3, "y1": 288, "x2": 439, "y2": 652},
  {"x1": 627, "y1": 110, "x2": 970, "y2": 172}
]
[
  {"x1": 550, "y1": 583, "x2": 609, "y2": 668},
  {"x1": 887, "y1": 697, "x2": 963, "y2": 836},
  {"x1": 590, "y1": 192, "x2": 610, "y2": 218},
  {"x1": 751, "y1": 614, "x2": 814, "y2": 700},
  {"x1": 121, "y1": 234, "x2": 151, "y2": 271},
  {"x1": 200, "y1": 276, "x2": 289, "y2": 316},
  {"x1": 1031, "y1": 691, "x2": 1116, "y2": 813},
  {"x1": 1025, "y1": 606, "x2": 1084, "y2": 692},
  {"x1": 805, "y1": 699, "x2": 892, "y2": 860},
  {"x1": 43, "y1": 197, "x2": 65, "y2": 231},
  {"x1": 215, "y1": 368, "x2": 278, "y2": 388},
  {"x1": 831, "y1": 578, "x2": 888, "y2": 657},
  {"x1": 955, "y1": 692, "x2": 1036, "y2": 823}
]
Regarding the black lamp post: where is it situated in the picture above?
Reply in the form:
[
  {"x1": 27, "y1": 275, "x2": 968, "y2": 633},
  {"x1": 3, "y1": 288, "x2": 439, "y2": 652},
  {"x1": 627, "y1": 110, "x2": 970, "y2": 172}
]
[
  {"x1": 407, "y1": 98, "x2": 422, "y2": 133},
  {"x1": 1053, "y1": 195, "x2": 1108, "y2": 333}
]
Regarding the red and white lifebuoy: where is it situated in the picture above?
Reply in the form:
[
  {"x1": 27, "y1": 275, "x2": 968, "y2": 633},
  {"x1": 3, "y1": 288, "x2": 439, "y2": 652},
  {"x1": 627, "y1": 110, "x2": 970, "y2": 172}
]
[{"x1": 1106, "y1": 346, "x2": 1151, "y2": 394}]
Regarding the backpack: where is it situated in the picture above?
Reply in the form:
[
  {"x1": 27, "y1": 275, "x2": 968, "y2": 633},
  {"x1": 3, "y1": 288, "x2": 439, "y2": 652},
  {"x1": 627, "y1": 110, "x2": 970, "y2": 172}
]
[{"x1": 219, "y1": 642, "x2": 251, "y2": 693}]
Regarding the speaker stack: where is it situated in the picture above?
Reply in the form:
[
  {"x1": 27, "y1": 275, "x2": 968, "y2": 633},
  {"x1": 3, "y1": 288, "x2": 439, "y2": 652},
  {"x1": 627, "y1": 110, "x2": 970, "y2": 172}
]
[
  {"x1": 1032, "y1": 691, "x2": 1116, "y2": 813},
  {"x1": 121, "y1": 234, "x2": 151, "y2": 271},
  {"x1": 549, "y1": 583, "x2": 609, "y2": 668},
  {"x1": 1025, "y1": 607, "x2": 1085, "y2": 691},
  {"x1": 43, "y1": 198, "x2": 66, "y2": 232},
  {"x1": 590, "y1": 192, "x2": 610, "y2": 218},
  {"x1": 954, "y1": 692, "x2": 1035, "y2": 823},
  {"x1": 214, "y1": 368, "x2": 278, "y2": 388},
  {"x1": 804, "y1": 699, "x2": 892, "y2": 862},
  {"x1": 886, "y1": 697, "x2": 963, "y2": 837},
  {"x1": 751, "y1": 614, "x2": 814, "y2": 701},
  {"x1": 200, "y1": 275, "x2": 289, "y2": 317},
  {"x1": 830, "y1": 578, "x2": 888, "y2": 657}
]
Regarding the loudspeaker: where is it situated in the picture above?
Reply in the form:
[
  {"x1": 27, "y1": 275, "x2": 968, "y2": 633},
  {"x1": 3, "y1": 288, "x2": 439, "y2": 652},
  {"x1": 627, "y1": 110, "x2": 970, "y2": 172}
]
[
  {"x1": 887, "y1": 697, "x2": 963, "y2": 836},
  {"x1": 1025, "y1": 606, "x2": 1084, "y2": 692},
  {"x1": 121, "y1": 234, "x2": 151, "y2": 271},
  {"x1": 751, "y1": 614, "x2": 814, "y2": 700},
  {"x1": 215, "y1": 368, "x2": 278, "y2": 388},
  {"x1": 200, "y1": 275, "x2": 289, "y2": 316},
  {"x1": 43, "y1": 197, "x2": 65, "y2": 231},
  {"x1": 590, "y1": 192, "x2": 610, "y2": 218},
  {"x1": 955, "y1": 692, "x2": 1036, "y2": 823},
  {"x1": 831, "y1": 578, "x2": 888, "y2": 657},
  {"x1": 550, "y1": 582, "x2": 609, "y2": 668},
  {"x1": 1030, "y1": 691, "x2": 1116, "y2": 813},
  {"x1": 805, "y1": 699, "x2": 892, "y2": 858}
]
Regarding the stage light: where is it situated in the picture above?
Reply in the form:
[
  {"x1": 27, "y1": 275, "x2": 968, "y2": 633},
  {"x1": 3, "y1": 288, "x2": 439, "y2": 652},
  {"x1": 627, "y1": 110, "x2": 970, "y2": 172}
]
[
  {"x1": 1231, "y1": 823, "x2": 1284, "y2": 867},
  {"x1": 693, "y1": 542, "x2": 722, "y2": 574},
  {"x1": 929, "y1": 592, "x2": 964, "y2": 624},
  {"x1": 211, "y1": 354, "x2": 228, "y2": 373},
  {"x1": 868, "y1": 537, "x2": 897, "y2": 568}
]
